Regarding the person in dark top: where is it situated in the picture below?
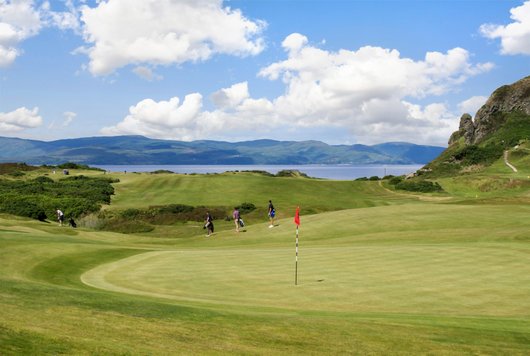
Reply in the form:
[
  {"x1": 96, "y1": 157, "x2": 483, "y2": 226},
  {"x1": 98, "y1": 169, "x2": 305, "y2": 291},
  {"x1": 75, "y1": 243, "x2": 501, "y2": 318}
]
[
  {"x1": 268, "y1": 200, "x2": 275, "y2": 228},
  {"x1": 205, "y1": 211, "x2": 214, "y2": 237}
]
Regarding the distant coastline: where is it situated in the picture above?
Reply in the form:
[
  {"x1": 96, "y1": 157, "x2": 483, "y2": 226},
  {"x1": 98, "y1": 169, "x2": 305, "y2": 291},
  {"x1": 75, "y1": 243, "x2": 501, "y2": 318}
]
[{"x1": 92, "y1": 164, "x2": 422, "y2": 180}]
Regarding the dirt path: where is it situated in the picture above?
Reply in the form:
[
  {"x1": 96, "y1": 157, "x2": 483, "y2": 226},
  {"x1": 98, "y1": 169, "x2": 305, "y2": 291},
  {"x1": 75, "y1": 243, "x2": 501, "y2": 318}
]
[{"x1": 504, "y1": 150, "x2": 518, "y2": 173}]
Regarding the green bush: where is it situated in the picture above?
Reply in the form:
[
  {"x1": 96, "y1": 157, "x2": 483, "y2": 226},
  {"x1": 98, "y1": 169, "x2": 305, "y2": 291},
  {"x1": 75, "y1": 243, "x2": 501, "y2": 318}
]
[
  {"x1": 369, "y1": 176, "x2": 380, "y2": 181},
  {"x1": 275, "y1": 170, "x2": 309, "y2": 178},
  {"x1": 395, "y1": 180, "x2": 443, "y2": 193},
  {"x1": 57, "y1": 162, "x2": 104, "y2": 171},
  {"x1": 454, "y1": 144, "x2": 503, "y2": 165},
  {"x1": 150, "y1": 170, "x2": 174, "y2": 174},
  {"x1": 0, "y1": 175, "x2": 114, "y2": 220},
  {"x1": 388, "y1": 176, "x2": 404, "y2": 185},
  {"x1": 239, "y1": 202, "x2": 256, "y2": 214},
  {"x1": 0, "y1": 196, "x2": 47, "y2": 221}
]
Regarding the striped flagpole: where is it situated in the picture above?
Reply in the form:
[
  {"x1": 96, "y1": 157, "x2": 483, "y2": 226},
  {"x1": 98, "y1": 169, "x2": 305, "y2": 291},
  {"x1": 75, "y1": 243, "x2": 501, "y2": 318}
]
[
  {"x1": 294, "y1": 206, "x2": 301, "y2": 286},
  {"x1": 295, "y1": 225, "x2": 299, "y2": 285}
]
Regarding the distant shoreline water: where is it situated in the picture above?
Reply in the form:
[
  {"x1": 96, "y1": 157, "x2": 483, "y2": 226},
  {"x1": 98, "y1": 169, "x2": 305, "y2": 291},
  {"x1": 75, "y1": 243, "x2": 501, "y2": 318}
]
[{"x1": 92, "y1": 164, "x2": 422, "y2": 180}]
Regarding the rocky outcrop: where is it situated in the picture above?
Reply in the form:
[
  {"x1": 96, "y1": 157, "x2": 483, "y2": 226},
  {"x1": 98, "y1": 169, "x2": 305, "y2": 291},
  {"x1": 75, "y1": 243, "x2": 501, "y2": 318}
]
[
  {"x1": 448, "y1": 113, "x2": 474, "y2": 145},
  {"x1": 449, "y1": 76, "x2": 530, "y2": 146}
]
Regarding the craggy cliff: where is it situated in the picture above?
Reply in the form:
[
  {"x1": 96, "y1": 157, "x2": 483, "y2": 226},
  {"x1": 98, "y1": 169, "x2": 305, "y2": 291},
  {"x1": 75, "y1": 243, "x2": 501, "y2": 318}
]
[{"x1": 449, "y1": 76, "x2": 530, "y2": 146}]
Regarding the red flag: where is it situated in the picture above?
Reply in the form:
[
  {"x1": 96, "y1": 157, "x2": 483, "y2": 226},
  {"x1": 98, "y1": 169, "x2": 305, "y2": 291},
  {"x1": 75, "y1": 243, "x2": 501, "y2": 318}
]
[{"x1": 294, "y1": 206, "x2": 300, "y2": 226}]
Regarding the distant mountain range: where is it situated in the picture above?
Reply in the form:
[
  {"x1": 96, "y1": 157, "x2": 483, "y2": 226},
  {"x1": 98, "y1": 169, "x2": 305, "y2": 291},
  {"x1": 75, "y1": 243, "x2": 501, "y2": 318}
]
[{"x1": 0, "y1": 135, "x2": 444, "y2": 165}]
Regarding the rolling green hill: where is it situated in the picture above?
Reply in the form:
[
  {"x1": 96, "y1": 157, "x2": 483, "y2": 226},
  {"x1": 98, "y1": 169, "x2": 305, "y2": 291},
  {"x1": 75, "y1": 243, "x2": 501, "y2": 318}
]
[{"x1": 0, "y1": 135, "x2": 443, "y2": 165}]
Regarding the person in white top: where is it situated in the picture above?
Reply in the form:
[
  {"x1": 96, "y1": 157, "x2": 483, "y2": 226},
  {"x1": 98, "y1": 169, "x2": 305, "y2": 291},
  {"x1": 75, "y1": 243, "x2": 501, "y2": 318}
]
[{"x1": 56, "y1": 209, "x2": 64, "y2": 226}]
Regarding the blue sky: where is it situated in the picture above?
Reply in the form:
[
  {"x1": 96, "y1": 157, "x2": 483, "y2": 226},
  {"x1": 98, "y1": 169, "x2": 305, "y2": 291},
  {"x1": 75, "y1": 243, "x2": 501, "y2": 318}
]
[{"x1": 1, "y1": 0, "x2": 529, "y2": 146}]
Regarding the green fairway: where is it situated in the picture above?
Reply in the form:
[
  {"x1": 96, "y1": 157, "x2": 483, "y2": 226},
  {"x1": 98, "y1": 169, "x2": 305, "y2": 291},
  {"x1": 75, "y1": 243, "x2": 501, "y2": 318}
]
[{"x1": 2, "y1": 168, "x2": 530, "y2": 354}]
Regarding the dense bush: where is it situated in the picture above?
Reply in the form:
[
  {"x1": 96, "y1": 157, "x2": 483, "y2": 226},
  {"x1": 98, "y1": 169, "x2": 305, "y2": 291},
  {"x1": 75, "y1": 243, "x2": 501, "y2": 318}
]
[
  {"x1": 239, "y1": 202, "x2": 256, "y2": 214},
  {"x1": 57, "y1": 162, "x2": 104, "y2": 171},
  {"x1": 388, "y1": 176, "x2": 404, "y2": 185},
  {"x1": 454, "y1": 144, "x2": 503, "y2": 165},
  {"x1": 0, "y1": 175, "x2": 116, "y2": 220},
  {"x1": 275, "y1": 170, "x2": 309, "y2": 178},
  {"x1": 150, "y1": 170, "x2": 173, "y2": 174},
  {"x1": 369, "y1": 176, "x2": 380, "y2": 181},
  {"x1": 395, "y1": 180, "x2": 443, "y2": 193},
  {"x1": 0, "y1": 196, "x2": 47, "y2": 221}
]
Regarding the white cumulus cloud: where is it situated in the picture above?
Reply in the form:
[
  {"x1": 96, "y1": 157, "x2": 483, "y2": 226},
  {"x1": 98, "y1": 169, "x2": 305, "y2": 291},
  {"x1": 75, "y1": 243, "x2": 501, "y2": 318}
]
[
  {"x1": 458, "y1": 96, "x2": 488, "y2": 116},
  {"x1": 78, "y1": 0, "x2": 266, "y2": 76},
  {"x1": 101, "y1": 94, "x2": 205, "y2": 140},
  {"x1": 211, "y1": 81, "x2": 249, "y2": 109},
  {"x1": 0, "y1": 106, "x2": 43, "y2": 132},
  {"x1": 480, "y1": 1, "x2": 530, "y2": 55},
  {"x1": 102, "y1": 34, "x2": 493, "y2": 146},
  {"x1": 0, "y1": 0, "x2": 42, "y2": 67}
]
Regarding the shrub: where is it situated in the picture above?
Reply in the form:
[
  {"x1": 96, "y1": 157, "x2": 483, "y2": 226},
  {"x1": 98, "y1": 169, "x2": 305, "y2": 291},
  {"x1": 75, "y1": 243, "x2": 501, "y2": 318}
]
[
  {"x1": 150, "y1": 170, "x2": 173, "y2": 174},
  {"x1": 0, "y1": 197, "x2": 47, "y2": 221},
  {"x1": 0, "y1": 175, "x2": 114, "y2": 220},
  {"x1": 56, "y1": 162, "x2": 103, "y2": 171},
  {"x1": 275, "y1": 170, "x2": 309, "y2": 178},
  {"x1": 369, "y1": 176, "x2": 380, "y2": 181},
  {"x1": 239, "y1": 202, "x2": 256, "y2": 214},
  {"x1": 388, "y1": 176, "x2": 404, "y2": 185},
  {"x1": 33, "y1": 176, "x2": 54, "y2": 184},
  {"x1": 454, "y1": 144, "x2": 503, "y2": 165},
  {"x1": 7, "y1": 171, "x2": 25, "y2": 177},
  {"x1": 395, "y1": 180, "x2": 443, "y2": 193}
]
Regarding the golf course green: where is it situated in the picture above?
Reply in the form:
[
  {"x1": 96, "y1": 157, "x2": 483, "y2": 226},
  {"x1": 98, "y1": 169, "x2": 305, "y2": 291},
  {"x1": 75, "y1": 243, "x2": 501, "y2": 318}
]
[{"x1": 1, "y1": 160, "x2": 530, "y2": 354}]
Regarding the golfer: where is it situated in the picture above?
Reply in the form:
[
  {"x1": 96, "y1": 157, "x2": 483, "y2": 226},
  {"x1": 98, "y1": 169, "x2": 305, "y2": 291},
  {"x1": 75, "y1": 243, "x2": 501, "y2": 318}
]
[
  {"x1": 56, "y1": 209, "x2": 64, "y2": 226},
  {"x1": 205, "y1": 211, "x2": 214, "y2": 237},
  {"x1": 233, "y1": 207, "x2": 241, "y2": 233},
  {"x1": 268, "y1": 200, "x2": 275, "y2": 228}
]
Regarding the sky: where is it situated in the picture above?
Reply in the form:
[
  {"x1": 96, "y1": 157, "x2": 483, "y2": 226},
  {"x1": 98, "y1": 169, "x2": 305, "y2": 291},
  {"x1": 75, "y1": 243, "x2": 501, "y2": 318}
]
[{"x1": 0, "y1": 0, "x2": 529, "y2": 146}]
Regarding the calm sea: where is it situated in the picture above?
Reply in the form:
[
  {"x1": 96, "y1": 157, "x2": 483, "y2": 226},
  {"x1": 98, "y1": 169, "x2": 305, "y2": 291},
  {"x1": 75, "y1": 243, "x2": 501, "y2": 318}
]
[{"x1": 92, "y1": 164, "x2": 422, "y2": 180}]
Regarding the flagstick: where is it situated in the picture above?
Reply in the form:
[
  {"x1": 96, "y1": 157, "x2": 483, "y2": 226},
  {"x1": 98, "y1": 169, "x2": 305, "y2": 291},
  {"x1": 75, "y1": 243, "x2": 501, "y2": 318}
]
[{"x1": 295, "y1": 225, "x2": 299, "y2": 285}]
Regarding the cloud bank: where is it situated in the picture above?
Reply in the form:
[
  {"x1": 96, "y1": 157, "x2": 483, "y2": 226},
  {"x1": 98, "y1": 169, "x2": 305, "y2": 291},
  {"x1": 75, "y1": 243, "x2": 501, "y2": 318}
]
[
  {"x1": 78, "y1": 0, "x2": 266, "y2": 76},
  {"x1": 103, "y1": 33, "x2": 494, "y2": 145},
  {"x1": 0, "y1": 0, "x2": 41, "y2": 67}
]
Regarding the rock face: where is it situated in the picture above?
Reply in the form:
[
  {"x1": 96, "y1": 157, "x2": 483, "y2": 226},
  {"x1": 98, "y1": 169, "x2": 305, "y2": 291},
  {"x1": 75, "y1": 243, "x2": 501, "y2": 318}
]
[
  {"x1": 449, "y1": 76, "x2": 530, "y2": 145},
  {"x1": 448, "y1": 113, "x2": 474, "y2": 145}
]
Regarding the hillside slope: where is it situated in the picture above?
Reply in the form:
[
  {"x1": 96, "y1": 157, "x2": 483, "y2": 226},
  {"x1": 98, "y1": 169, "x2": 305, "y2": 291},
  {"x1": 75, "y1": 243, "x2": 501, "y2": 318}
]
[
  {"x1": 423, "y1": 76, "x2": 530, "y2": 177},
  {"x1": 0, "y1": 136, "x2": 443, "y2": 165}
]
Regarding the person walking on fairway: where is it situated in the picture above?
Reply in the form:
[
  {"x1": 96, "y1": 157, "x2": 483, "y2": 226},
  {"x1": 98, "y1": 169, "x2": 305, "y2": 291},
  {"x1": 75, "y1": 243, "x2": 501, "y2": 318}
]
[
  {"x1": 233, "y1": 207, "x2": 241, "y2": 233},
  {"x1": 268, "y1": 200, "x2": 275, "y2": 228},
  {"x1": 56, "y1": 209, "x2": 64, "y2": 226},
  {"x1": 205, "y1": 211, "x2": 214, "y2": 237}
]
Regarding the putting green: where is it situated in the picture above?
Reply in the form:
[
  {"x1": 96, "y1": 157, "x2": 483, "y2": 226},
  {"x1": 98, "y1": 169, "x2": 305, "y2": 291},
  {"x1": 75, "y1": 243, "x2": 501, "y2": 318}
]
[{"x1": 82, "y1": 243, "x2": 530, "y2": 316}]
